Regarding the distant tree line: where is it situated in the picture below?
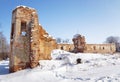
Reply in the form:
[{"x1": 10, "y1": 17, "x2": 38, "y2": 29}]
[
  {"x1": 0, "y1": 32, "x2": 9, "y2": 60},
  {"x1": 56, "y1": 38, "x2": 70, "y2": 44}
]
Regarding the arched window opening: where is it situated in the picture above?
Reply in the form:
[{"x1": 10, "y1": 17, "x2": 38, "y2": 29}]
[
  {"x1": 21, "y1": 21, "x2": 27, "y2": 36},
  {"x1": 93, "y1": 46, "x2": 96, "y2": 50}
]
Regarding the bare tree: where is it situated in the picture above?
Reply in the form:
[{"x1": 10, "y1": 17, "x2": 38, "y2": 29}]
[
  {"x1": 105, "y1": 36, "x2": 120, "y2": 52},
  {"x1": 0, "y1": 32, "x2": 9, "y2": 60},
  {"x1": 65, "y1": 39, "x2": 69, "y2": 43},
  {"x1": 62, "y1": 39, "x2": 70, "y2": 43},
  {"x1": 56, "y1": 38, "x2": 70, "y2": 44},
  {"x1": 56, "y1": 38, "x2": 62, "y2": 43},
  {"x1": 105, "y1": 36, "x2": 119, "y2": 43}
]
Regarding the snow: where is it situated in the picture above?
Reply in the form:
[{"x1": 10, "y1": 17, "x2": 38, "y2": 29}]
[
  {"x1": 16, "y1": 5, "x2": 35, "y2": 10},
  {"x1": 31, "y1": 29, "x2": 37, "y2": 31},
  {"x1": 13, "y1": 5, "x2": 36, "y2": 12},
  {"x1": 32, "y1": 12, "x2": 36, "y2": 14},
  {"x1": 1, "y1": 50, "x2": 120, "y2": 82},
  {"x1": 43, "y1": 34, "x2": 54, "y2": 39},
  {"x1": 43, "y1": 34, "x2": 48, "y2": 37},
  {"x1": 39, "y1": 24, "x2": 41, "y2": 26},
  {"x1": 31, "y1": 40, "x2": 33, "y2": 42}
]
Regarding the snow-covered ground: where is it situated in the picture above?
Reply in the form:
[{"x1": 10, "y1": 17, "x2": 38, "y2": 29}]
[{"x1": 1, "y1": 49, "x2": 120, "y2": 82}]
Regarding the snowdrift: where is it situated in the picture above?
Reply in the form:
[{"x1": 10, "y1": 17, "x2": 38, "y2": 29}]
[{"x1": 0, "y1": 50, "x2": 120, "y2": 82}]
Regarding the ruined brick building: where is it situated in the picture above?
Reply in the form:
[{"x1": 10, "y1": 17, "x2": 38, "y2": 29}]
[
  {"x1": 10, "y1": 6, "x2": 116, "y2": 72},
  {"x1": 72, "y1": 34, "x2": 116, "y2": 54},
  {"x1": 9, "y1": 6, "x2": 57, "y2": 72},
  {"x1": 57, "y1": 44, "x2": 74, "y2": 51},
  {"x1": 57, "y1": 34, "x2": 116, "y2": 54},
  {"x1": 58, "y1": 34, "x2": 116, "y2": 54}
]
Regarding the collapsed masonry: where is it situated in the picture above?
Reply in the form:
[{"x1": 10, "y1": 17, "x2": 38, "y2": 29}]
[
  {"x1": 72, "y1": 34, "x2": 86, "y2": 53},
  {"x1": 9, "y1": 6, "x2": 57, "y2": 72}
]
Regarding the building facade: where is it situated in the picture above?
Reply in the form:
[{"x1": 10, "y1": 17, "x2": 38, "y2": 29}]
[
  {"x1": 84, "y1": 44, "x2": 116, "y2": 54},
  {"x1": 57, "y1": 44, "x2": 74, "y2": 51}
]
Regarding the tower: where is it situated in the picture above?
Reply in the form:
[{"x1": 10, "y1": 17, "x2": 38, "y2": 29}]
[{"x1": 9, "y1": 6, "x2": 40, "y2": 72}]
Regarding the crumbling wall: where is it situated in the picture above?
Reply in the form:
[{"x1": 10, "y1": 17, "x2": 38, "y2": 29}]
[
  {"x1": 57, "y1": 44, "x2": 74, "y2": 51},
  {"x1": 37, "y1": 25, "x2": 57, "y2": 60},
  {"x1": 72, "y1": 34, "x2": 86, "y2": 53},
  {"x1": 84, "y1": 44, "x2": 116, "y2": 54},
  {"x1": 10, "y1": 6, "x2": 57, "y2": 72}
]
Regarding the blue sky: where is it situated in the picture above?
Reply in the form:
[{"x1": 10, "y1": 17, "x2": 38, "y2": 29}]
[{"x1": 0, "y1": 0, "x2": 120, "y2": 44}]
